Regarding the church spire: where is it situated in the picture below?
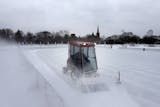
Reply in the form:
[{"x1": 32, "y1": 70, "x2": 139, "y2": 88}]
[{"x1": 96, "y1": 26, "x2": 100, "y2": 38}]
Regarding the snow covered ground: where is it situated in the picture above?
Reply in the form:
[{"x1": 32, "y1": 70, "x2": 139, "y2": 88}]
[
  {"x1": 0, "y1": 43, "x2": 63, "y2": 107},
  {"x1": 1, "y1": 42, "x2": 160, "y2": 107},
  {"x1": 98, "y1": 45, "x2": 160, "y2": 107}
]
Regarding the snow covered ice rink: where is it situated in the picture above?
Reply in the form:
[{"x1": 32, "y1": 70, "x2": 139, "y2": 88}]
[{"x1": 0, "y1": 43, "x2": 160, "y2": 107}]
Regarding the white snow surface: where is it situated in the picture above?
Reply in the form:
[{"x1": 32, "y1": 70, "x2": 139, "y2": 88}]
[
  {"x1": 1, "y1": 43, "x2": 160, "y2": 107},
  {"x1": 0, "y1": 43, "x2": 63, "y2": 107}
]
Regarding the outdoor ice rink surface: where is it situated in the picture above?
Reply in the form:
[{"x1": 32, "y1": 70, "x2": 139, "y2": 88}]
[
  {"x1": 1, "y1": 44, "x2": 160, "y2": 107},
  {"x1": 25, "y1": 45, "x2": 160, "y2": 107}
]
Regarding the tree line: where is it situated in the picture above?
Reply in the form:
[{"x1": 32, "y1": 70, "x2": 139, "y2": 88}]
[
  {"x1": 0, "y1": 28, "x2": 160, "y2": 44},
  {"x1": 105, "y1": 32, "x2": 160, "y2": 44}
]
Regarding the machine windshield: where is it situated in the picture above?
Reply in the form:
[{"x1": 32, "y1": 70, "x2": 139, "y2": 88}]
[
  {"x1": 70, "y1": 45, "x2": 97, "y2": 72},
  {"x1": 81, "y1": 46, "x2": 97, "y2": 72}
]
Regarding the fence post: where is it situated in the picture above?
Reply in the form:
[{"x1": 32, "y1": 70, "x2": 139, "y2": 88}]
[{"x1": 117, "y1": 71, "x2": 121, "y2": 84}]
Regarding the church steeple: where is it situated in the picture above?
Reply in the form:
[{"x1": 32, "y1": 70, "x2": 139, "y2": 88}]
[{"x1": 96, "y1": 26, "x2": 100, "y2": 38}]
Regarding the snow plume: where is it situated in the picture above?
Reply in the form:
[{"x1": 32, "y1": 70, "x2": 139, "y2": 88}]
[{"x1": 0, "y1": 42, "x2": 63, "y2": 107}]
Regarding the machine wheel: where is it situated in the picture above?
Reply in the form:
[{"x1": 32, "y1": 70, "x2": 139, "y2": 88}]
[{"x1": 63, "y1": 67, "x2": 68, "y2": 73}]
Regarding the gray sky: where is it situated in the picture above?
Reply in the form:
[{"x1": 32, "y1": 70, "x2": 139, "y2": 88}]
[{"x1": 0, "y1": 0, "x2": 160, "y2": 36}]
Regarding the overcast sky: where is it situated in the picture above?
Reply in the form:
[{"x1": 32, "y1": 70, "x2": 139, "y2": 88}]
[{"x1": 0, "y1": 0, "x2": 160, "y2": 36}]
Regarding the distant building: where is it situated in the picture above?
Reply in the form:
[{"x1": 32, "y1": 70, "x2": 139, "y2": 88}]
[
  {"x1": 122, "y1": 32, "x2": 133, "y2": 36},
  {"x1": 146, "y1": 29, "x2": 154, "y2": 36},
  {"x1": 91, "y1": 32, "x2": 95, "y2": 37},
  {"x1": 71, "y1": 33, "x2": 76, "y2": 37}
]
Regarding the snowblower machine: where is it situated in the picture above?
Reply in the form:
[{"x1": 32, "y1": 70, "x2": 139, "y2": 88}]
[
  {"x1": 63, "y1": 41, "x2": 110, "y2": 92},
  {"x1": 63, "y1": 41, "x2": 98, "y2": 78}
]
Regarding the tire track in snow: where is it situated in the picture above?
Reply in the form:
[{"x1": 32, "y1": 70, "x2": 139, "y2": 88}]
[{"x1": 24, "y1": 50, "x2": 82, "y2": 107}]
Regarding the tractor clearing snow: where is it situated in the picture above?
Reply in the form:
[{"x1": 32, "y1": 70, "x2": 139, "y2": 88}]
[
  {"x1": 63, "y1": 41, "x2": 107, "y2": 92},
  {"x1": 63, "y1": 41, "x2": 98, "y2": 79}
]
